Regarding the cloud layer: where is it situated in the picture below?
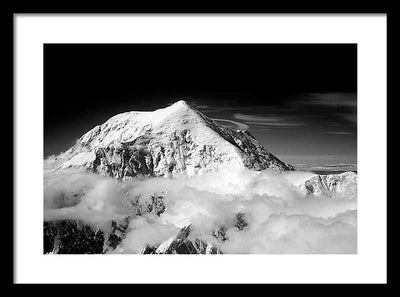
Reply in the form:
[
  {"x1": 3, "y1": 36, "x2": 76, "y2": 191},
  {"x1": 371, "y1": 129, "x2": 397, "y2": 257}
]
[{"x1": 44, "y1": 166, "x2": 357, "y2": 254}]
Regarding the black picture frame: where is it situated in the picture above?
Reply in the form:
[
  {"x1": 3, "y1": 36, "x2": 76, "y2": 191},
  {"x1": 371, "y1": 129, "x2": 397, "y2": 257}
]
[{"x1": 7, "y1": 7, "x2": 391, "y2": 289}]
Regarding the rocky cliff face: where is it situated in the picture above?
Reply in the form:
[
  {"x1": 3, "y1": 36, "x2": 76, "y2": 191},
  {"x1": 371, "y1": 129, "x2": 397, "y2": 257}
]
[
  {"x1": 54, "y1": 100, "x2": 293, "y2": 179},
  {"x1": 141, "y1": 225, "x2": 222, "y2": 255},
  {"x1": 44, "y1": 218, "x2": 130, "y2": 254},
  {"x1": 44, "y1": 211, "x2": 248, "y2": 255}
]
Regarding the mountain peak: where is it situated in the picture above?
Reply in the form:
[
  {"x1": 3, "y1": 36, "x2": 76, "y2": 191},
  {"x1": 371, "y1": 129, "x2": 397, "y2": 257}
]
[
  {"x1": 56, "y1": 100, "x2": 293, "y2": 177},
  {"x1": 170, "y1": 100, "x2": 190, "y2": 107},
  {"x1": 164, "y1": 100, "x2": 197, "y2": 114}
]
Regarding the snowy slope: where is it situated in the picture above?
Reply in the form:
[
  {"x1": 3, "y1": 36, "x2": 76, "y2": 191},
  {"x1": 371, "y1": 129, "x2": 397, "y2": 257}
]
[
  {"x1": 55, "y1": 100, "x2": 293, "y2": 179},
  {"x1": 304, "y1": 171, "x2": 357, "y2": 199}
]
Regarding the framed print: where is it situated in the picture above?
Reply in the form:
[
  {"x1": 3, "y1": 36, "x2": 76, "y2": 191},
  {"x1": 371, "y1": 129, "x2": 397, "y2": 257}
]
[{"x1": 13, "y1": 13, "x2": 388, "y2": 284}]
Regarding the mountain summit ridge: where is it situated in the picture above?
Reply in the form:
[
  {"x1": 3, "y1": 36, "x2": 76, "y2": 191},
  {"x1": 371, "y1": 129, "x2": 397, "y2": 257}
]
[{"x1": 54, "y1": 100, "x2": 294, "y2": 179}]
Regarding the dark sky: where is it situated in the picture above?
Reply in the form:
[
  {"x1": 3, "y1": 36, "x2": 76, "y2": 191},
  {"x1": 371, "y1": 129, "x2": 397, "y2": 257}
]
[{"x1": 44, "y1": 44, "x2": 357, "y2": 164}]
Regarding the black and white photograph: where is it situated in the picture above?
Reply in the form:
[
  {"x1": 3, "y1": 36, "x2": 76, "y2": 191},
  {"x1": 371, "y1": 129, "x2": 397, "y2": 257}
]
[
  {"x1": 43, "y1": 43, "x2": 357, "y2": 254},
  {"x1": 12, "y1": 12, "x2": 389, "y2": 284}
]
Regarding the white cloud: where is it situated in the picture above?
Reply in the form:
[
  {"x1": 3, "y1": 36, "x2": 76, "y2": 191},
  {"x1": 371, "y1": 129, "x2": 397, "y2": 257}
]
[
  {"x1": 120, "y1": 216, "x2": 180, "y2": 253},
  {"x1": 44, "y1": 164, "x2": 357, "y2": 254},
  {"x1": 223, "y1": 210, "x2": 357, "y2": 254}
]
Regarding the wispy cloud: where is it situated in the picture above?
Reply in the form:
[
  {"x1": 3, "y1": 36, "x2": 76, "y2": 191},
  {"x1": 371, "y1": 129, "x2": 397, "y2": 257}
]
[
  {"x1": 195, "y1": 105, "x2": 210, "y2": 109},
  {"x1": 234, "y1": 114, "x2": 281, "y2": 122},
  {"x1": 243, "y1": 121, "x2": 306, "y2": 127},
  {"x1": 292, "y1": 93, "x2": 357, "y2": 108},
  {"x1": 212, "y1": 118, "x2": 249, "y2": 130},
  {"x1": 326, "y1": 131, "x2": 354, "y2": 135},
  {"x1": 234, "y1": 113, "x2": 306, "y2": 127},
  {"x1": 176, "y1": 92, "x2": 356, "y2": 132},
  {"x1": 289, "y1": 93, "x2": 357, "y2": 125}
]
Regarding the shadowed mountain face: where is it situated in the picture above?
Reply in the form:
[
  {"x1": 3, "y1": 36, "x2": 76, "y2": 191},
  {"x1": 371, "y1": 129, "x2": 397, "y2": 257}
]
[{"x1": 52, "y1": 100, "x2": 293, "y2": 179}]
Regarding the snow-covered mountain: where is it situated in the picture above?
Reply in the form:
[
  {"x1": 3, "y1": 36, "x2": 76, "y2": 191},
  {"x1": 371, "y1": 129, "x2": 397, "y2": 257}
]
[
  {"x1": 304, "y1": 171, "x2": 357, "y2": 198},
  {"x1": 53, "y1": 100, "x2": 293, "y2": 179},
  {"x1": 44, "y1": 100, "x2": 357, "y2": 254}
]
